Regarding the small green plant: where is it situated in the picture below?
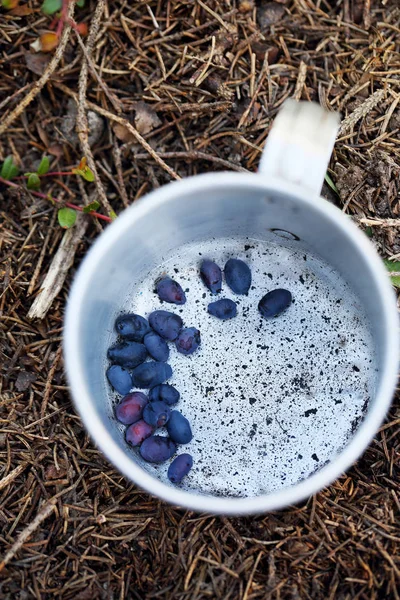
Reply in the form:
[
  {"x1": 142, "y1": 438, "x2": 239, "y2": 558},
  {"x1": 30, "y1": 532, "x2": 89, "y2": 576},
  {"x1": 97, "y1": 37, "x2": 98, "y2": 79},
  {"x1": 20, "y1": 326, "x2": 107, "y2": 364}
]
[
  {"x1": 2, "y1": 0, "x2": 87, "y2": 51},
  {"x1": 83, "y1": 200, "x2": 100, "y2": 213},
  {"x1": 58, "y1": 207, "x2": 77, "y2": 228},
  {"x1": 0, "y1": 155, "x2": 113, "y2": 226},
  {"x1": 324, "y1": 172, "x2": 339, "y2": 195},
  {"x1": 384, "y1": 260, "x2": 400, "y2": 289},
  {"x1": 41, "y1": 0, "x2": 63, "y2": 14},
  {"x1": 1, "y1": 0, "x2": 19, "y2": 9},
  {"x1": 40, "y1": 0, "x2": 88, "y2": 48},
  {"x1": 72, "y1": 157, "x2": 95, "y2": 182},
  {"x1": 0, "y1": 155, "x2": 19, "y2": 180},
  {"x1": 41, "y1": 0, "x2": 85, "y2": 12},
  {"x1": 26, "y1": 173, "x2": 41, "y2": 190},
  {"x1": 364, "y1": 227, "x2": 373, "y2": 238}
]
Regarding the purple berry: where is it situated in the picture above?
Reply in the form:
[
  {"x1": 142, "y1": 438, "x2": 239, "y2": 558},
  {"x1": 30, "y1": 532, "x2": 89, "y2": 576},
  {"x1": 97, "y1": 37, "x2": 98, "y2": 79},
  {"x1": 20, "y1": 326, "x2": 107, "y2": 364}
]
[
  {"x1": 175, "y1": 327, "x2": 200, "y2": 355},
  {"x1": 148, "y1": 310, "x2": 183, "y2": 341},
  {"x1": 258, "y1": 289, "x2": 292, "y2": 318},
  {"x1": 200, "y1": 259, "x2": 222, "y2": 294},
  {"x1": 140, "y1": 435, "x2": 176, "y2": 463},
  {"x1": 115, "y1": 392, "x2": 148, "y2": 425},
  {"x1": 107, "y1": 341, "x2": 147, "y2": 368},
  {"x1": 126, "y1": 420, "x2": 154, "y2": 446},
  {"x1": 115, "y1": 313, "x2": 151, "y2": 341},
  {"x1": 156, "y1": 277, "x2": 186, "y2": 305},
  {"x1": 143, "y1": 401, "x2": 171, "y2": 427},
  {"x1": 131, "y1": 361, "x2": 172, "y2": 388},
  {"x1": 167, "y1": 411, "x2": 192, "y2": 444},
  {"x1": 224, "y1": 258, "x2": 251, "y2": 295},
  {"x1": 208, "y1": 298, "x2": 237, "y2": 320},
  {"x1": 144, "y1": 331, "x2": 169, "y2": 362},
  {"x1": 168, "y1": 454, "x2": 193, "y2": 484},
  {"x1": 149, "y1": 384, "x2": 180, "y2": 405},
  {"x1": 106, "y1": 365, "x2": 132, "y2": 395}
]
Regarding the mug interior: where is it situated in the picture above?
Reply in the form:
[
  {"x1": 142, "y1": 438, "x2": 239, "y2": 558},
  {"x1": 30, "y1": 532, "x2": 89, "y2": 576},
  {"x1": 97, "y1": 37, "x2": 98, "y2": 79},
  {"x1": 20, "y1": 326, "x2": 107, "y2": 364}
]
[{"x1": 64, "y1": 173, "x2": 397, "y2": 513}]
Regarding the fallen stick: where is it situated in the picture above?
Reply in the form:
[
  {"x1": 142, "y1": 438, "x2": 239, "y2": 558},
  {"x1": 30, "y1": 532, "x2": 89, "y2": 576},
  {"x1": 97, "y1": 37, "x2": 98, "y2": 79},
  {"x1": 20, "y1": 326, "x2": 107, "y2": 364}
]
[
  {"x1": 0, "y1": 463, "x2": 27, "y2": 493},
  {"x1": 0, "y1": 497, "x2": 57, "y2": 573},
  {"x1": 28, "y1": 214, "x2": 88, "y2": 320}
]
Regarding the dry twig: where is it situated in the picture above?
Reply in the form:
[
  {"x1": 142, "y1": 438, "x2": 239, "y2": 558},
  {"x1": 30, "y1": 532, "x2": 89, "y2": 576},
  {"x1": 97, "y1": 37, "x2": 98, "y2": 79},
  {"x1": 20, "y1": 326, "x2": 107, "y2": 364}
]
[
  {"x1": 55, "y1": 82, "x2": 181, "y2": 181},
  {"x1": 27, "y1": 214, "x2": 88, "y2": 320},
  {"x1": 0, "y1": 1, "x2": 75, "y2": 136},
  {"x1": 76, "y1": 0, "x2": 113, "y2": 216},
  {"x1": 0, "y1": 498, "x2": 57, "y2": 573}
]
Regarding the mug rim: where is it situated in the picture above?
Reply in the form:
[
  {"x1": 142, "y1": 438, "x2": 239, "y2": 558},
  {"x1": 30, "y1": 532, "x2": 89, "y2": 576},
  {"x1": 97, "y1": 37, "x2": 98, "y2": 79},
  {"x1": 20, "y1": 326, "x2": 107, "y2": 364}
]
[{"x1": 64, "y1": 171, "x2": 399, "y2": 515}]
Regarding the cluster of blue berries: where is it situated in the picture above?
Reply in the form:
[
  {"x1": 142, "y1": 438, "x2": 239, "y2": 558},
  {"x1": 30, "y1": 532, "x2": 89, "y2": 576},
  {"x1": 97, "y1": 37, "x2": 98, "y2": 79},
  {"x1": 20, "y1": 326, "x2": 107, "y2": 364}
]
[
  {"x1": 107, "y1": 274, "x2": 199, "y2": 484},
  {"x1": 106, "y1": 258, "x2": 292, "y2": 486},
  {"x1": 203, "y1": 257, "x2": 292, "y2": 319}
]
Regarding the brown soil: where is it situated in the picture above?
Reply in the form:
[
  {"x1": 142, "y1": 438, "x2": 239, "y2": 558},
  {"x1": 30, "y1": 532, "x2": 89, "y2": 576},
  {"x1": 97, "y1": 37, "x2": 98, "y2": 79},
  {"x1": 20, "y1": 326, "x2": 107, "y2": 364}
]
[{"x1": 0, "y1": 1, "x2": 399, "y2": 598}]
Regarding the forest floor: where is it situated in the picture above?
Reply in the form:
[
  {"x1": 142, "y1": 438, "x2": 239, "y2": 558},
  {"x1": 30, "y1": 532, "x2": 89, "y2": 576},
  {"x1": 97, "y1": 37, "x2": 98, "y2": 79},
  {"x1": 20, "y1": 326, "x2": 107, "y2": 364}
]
[{"x1": 0, "y1": 1, "x2": 399, "y2": 598}]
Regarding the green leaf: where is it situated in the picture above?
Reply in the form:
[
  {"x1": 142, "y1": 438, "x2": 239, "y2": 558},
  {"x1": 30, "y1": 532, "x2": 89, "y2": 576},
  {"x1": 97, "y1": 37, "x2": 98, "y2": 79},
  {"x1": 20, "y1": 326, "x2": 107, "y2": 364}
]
[
  {"x1": 83, "y1": 200, "x2": 100, "y2": 213},
  {"x1": 72, "y1": 157, "x2": 95, "y2": 182},
  {"x1": 27, "y1": 173, "x2": 41, "y2": 190},
  {"x1": 41, "y1": 0, "x2": 62, "y2": 15},
  {"x1": 390, "y1": 276, "x2": 400, "y2": 289},
  {"x1": 1, "y1": 0, "x2": 19, "y2": 9},
  {"x1": 1, "y1": 156, "x2": 19, "y2": 180},
  {"x1": 76, "y1": 167, "x2": 95, "y2": 182},
  {"x1": 324, "y1": 172, "x2": 339, "y2": 195},
  {"x1": 383, "y1": 259, "x2": 400, "y2": 273},
  {"x1": 383, "y1": 260, "x2": 400, "y2": 289},
  {"x1": 76, "y1": 0, "x2": 85, "y2": 6},
  {"x1": 109, "y1": 210, "x2": 117, "y2": 221},
  {"x1": 364, "y1": 227, "x2": 373, "y2": 238},
  {"x1": 58, "y1": 207, "x2": 77, "y2": 228},
  {"x1": 37, "y1": 156, "x2": 50, "y2": 175}
]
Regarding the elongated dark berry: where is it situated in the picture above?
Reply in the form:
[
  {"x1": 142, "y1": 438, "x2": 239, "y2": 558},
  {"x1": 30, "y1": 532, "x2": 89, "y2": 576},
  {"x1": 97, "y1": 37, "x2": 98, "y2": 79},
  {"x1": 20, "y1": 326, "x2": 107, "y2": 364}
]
[
  {"x1": 224, "y1": 258, "x2": 251, "y2": 295},
  {"x1": 131, "y1": 361, "x2": 172, "y2": 388},
  {"x1": 175, "y1": 327, "x2": 200, "y2": 355},
  {"x1": 126, "y1": 420, "x2": 154, "y2": 446},
  {"x1": 167, "y1": 411, "x2": 192, "y2": 444},
  {"x1": 208, "y1": 298, "x2": 237, "y2": 320},
  {"x1": 144, "y1": 331, "x2": 169, "y2": 362},
  {"x1": 106, "y1": 365, "x2": 132, "y2": 395},
  {"x1": 168, "y1": 454, "x2": 193, "y2": 484},
  {"x1": 200, "y1": 259, "x2": 222, "y2": 294},
  {"x1": 140, "y1": 435, "x2": 176, "y2": 463},
  {"x1": 156, "y1": 276, "x2": 186, "y2": 305},
  {"x1": 143, "y1": 401, "x2": 171, "y2": 427},
  {"x1": 107, "y1": 341, "x2": 147, "y2": 368},
  {"x1": 258, "y1": 289, "x2": 292, "y2": 318},
  {"x1": 115, "y1": 313, "x2": 151, "y2": 341},
  {"x1": 148, "y1": 310, "x2": 183, "y2": 341},
  {"x1": 149, "y1": 384, "x2": 180, "y2": 405},
  {"x1": 115, "y1": 392, "x2": 148, "y2": 425}
]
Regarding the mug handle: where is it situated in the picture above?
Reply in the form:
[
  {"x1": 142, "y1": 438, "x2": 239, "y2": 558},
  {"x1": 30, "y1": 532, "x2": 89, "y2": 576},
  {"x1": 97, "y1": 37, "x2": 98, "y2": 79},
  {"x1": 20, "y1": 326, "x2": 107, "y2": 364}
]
[{"x1": 259, "y1": 100, "x2": 340, "y2": 196}]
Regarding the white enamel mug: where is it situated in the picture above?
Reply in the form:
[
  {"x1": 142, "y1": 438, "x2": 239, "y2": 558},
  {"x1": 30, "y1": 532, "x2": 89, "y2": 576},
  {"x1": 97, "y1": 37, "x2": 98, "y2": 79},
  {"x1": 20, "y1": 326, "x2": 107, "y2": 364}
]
[{"x1": 64, "y1": 101, "x2": 399, "y2": 515}]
